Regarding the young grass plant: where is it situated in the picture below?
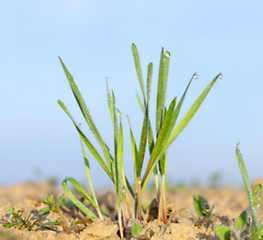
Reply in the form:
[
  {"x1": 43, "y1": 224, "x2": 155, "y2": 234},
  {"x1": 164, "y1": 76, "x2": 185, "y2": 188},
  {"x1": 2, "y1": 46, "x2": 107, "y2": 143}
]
[
  {"x1": 131, "y1": 44, "x2": 221, "y2": 222},
  {"x1": 236, "y1": 143, "x2": 262, "y2": 239},
  {"x1": 58, "y1": 44, "x2": 220, "y2": 236},
  {"x1": 215, "y1": 143, "x2": 263, "y2": 240}
]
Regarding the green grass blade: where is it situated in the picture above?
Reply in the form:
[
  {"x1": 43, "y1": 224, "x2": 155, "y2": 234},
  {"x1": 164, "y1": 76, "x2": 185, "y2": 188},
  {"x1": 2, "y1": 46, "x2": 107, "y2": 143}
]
[
  {"x1": 137, "y1": 111, "x2": 148, "y2": 177},
  {"x1": 162, "y1": 51, "x2": 170, "y2": 103},
  {"x1": 116, "y1": 111, "x2": 124, "y2": 238},
  {"x1": 127, "y1": 115, "x2": 138, "y2": 168},
  {"x1": 116, "y1": 111, "x2": 124, "y2": 206},
  {"x1": 147, "y1": 63, "x2": 153, "y2": 107},
  {"x1": 62, "y1": 177, "x2": 97, "y2": 221},
  {"x1": 168, "y1": 73, "x2": 197, "y2": 134},
  {"x1": 80, "y1": 138, "x2": 103, "y2": 220},
  {"x1": 106, "y1": 79, "x2": 114, "y2": 124},
  {"x1": 136, "y1": 92, "x2": 144, "y2": 112},
  {"x1": 156, "y1": 48, "x2": 165, "y2": 134},
  {"x1": 142, "y1": 97, "x2": 177, "y2": 190},
  {"x1": 59, "y1": 57, "x2": 112, "y2": 169},
  {"x1": 132, "y1": 44, "x2": 146, "y2": 104},
  {"x1": 58, "y1": 100, "x2": 113, "y2": 180},
  {"x1": 236, "y1": 143, "x2": 261, "y2": 239},
  {"x1": 166, "y1": 73, "x2": 221, "y2": 148}
]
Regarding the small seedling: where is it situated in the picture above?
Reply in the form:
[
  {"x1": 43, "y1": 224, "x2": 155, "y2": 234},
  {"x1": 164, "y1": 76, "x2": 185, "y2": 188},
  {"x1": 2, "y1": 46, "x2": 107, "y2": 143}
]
[
  {"x1": 190, "y1": 194, "x2": 214, "y2": 228},
  {"x1": 131, "y1": 221, "x2": 143, "y2": 237},
  {"x1": 58, "y1": 44, "x2": 220, "y2": 238},
  {"x1": 39, "y1": 193, "x2": 72, "y2": 233},
  {"x1": 215, "y1": 210, "x2": 248, "y2": 240},
  {"x1": 2, "y1": 208, "x2": 42, "y2": 231},
  {"x1": 215, "y1": 143, "x2": 263, "y2": 240},
  {"x1": 236, "y1": 143, "x2": 262, "y2": 240}
]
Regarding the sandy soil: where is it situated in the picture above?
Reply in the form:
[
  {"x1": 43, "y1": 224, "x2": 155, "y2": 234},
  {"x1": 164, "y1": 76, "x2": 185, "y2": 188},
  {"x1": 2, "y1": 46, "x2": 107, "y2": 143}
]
[{"x1": 0, "y1": 180, "x2": 262, "y2": 240}]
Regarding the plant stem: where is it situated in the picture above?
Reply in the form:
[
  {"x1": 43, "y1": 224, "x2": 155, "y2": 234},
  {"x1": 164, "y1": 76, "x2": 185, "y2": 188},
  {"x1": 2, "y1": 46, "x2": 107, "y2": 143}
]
[
  {"x1": 158, "y1": 175, "x2": 167, "y2": 223},
  {"x1": 137, "y1": 177, "x2": 142, "y2": 221},
  {"x1": 122, "y1": 170, "x2": 133, "y2": 218}
]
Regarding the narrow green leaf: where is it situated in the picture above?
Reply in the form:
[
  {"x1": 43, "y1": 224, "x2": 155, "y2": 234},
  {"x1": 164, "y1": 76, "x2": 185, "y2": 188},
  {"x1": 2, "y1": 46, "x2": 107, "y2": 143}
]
[
  {"x1": 136, "y1": 92, "x2": 144, "y2": 113},
  {"x1": 116, "y1": 111, "x2": 124, "y2": 208},
  {"x1": 166, "y1": 73, "x2": 221, "y2": 149},
  {"x1": 127, "y1": 115, "x2": 138, "y2": 167},
  {"x1": 147, "y1": 63, "x2": 153, "y2": 107},
  {"x1": 137, "y1": 112, "x2": 148, "y2": 177},
  {"x1": 214, "y1": 225, "x2": 231, "y2": 240},
  {"x1": 58, "y1": 100, "x2": 113, "y2": 180},
  {"x1": 236, "y1": 143, "x2": 261, "y2": 239},
  {"x1": 62, "y1": 177, "x2": 97, "y2": 221},
  {"x1": 80, "y1": 138, "x2": 103, "y2": 220},
  {"x1": 156, "y1": 48, "x2": 165, "y2": 134},
  {"x1": 58, "y1": 57, "x2": 112, "y2": 169},
  {"x1": 132, "y1": 44, "x2": 146, "y2": 104},
  {"x1": 142, "y1": 97, "x2": 177, "y2": 190},
  {"x1": 106, "y1": 79, "x2": 114, "y2": 124},
  {"x1": 168, "y1": 73, "x2": 196, "y2": 135}
]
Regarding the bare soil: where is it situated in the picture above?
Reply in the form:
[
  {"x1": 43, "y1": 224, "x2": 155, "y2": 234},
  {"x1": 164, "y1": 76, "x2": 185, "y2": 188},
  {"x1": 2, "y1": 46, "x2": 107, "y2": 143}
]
[{"x1": 0, "y1": 180, "x2": 263, "y2": 240}]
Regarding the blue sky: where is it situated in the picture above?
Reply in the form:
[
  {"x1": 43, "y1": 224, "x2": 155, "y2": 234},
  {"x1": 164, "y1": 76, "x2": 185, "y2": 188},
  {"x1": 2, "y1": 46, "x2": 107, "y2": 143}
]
[{"x1": 1, "y1": 1, "x2": 263, "y2": 188}]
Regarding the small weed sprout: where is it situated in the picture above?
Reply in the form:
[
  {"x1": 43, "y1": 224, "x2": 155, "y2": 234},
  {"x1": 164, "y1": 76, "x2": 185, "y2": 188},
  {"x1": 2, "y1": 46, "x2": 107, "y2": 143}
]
[
  {"x1": 58, "y1": 44, "x2": 220, "y2": 237},
  {"x1": 189, "y1": 194, "x2": 214, "y2": 228},
  {"x1": 215, "y1": 210, "x2": 248, "y2": 240},
  {"x1": 215, "y1": 143, "x2": 263, "y2": 240},
  {"x1": 2, "y1": 208, "x2": 40, "y2": 231},
  {"x1": 131, "y1": 221, "x2": 143, "y2": 237}
]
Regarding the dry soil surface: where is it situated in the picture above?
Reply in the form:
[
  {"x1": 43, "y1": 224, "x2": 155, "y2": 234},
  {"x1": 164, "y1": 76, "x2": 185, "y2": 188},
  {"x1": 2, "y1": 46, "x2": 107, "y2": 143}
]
[{"x1": 0, "y1": 180, "x2": 263, "y2": 240}]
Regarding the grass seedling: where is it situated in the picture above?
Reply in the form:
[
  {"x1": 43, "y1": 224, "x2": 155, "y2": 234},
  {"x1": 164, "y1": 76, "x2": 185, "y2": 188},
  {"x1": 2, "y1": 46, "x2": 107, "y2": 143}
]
[
  {"x1": 58, "y1": 44, "x2": 220, "y2": 236},
  {"x1": 235, "y1": 143, "x2": 262, "y2": 239},
  {"x1": 130, "y1": 44, "x2": 221, "y2": 222},
  {"x1": 190, "y1": 194, "x2": 214, "y2": 228},
  {"x1": 215, "y1": 143, "x2": 263, "y2": 240},
  {"x1": 58, "y1": 58, "x2": 129, "y2": 238}
]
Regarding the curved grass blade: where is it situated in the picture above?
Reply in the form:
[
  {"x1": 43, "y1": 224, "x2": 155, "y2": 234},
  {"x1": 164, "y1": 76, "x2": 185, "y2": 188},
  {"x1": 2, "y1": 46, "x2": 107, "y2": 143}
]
[
  {"x1": 58, "y1": 57, "x2": 112, "y2": 169},
  {"x1": 141, "y1": 74, "x2": 220, "y2": 190},
  {"x1": 166, "y1": 73, "x2": 221, "y2": 148},
  {"x1": 58, "y1": 100, "x2": 113, "y2": 180},
  {"x1": 62, "y1": 177, "x2": 97, "y2": 221},
  {"x1": 80, "y1": 138, "x2": 103, "y2": 220},
  {"x1": 167, "y1": 72, "x2": 197, "y2": 135}
]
